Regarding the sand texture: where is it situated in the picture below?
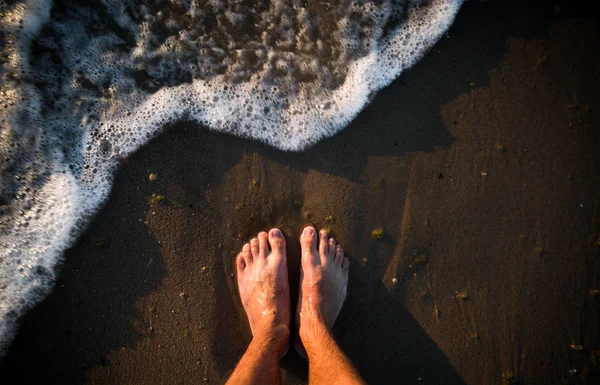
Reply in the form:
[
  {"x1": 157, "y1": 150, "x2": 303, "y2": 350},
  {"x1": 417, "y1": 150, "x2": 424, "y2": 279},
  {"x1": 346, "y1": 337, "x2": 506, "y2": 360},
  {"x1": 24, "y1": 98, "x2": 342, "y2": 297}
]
[{"x1": 1, "y1": 2, "x2": 599, "y2": 385}]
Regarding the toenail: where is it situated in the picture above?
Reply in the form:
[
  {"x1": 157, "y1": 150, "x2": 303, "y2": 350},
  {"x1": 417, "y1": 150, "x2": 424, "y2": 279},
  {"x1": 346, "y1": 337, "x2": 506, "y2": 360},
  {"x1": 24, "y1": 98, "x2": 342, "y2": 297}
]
[
  {"x1": 305, "y1": 227, "x2": 314, "y2": 235},
  {"x1": 272, "y1": 229, "x2": 281, "y2": 236}
]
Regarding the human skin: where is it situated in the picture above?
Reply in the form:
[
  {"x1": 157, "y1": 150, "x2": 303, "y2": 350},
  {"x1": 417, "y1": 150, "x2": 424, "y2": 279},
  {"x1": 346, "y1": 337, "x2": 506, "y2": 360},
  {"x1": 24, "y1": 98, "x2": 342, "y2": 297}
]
[{"x1": 225, "y1": 227, "x2": 366, "y2": 385}]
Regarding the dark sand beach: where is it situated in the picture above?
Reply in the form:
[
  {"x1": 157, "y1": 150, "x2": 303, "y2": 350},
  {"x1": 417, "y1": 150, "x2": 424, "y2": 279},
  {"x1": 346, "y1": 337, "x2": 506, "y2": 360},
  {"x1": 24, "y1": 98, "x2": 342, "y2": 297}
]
[{"x1": 1, "y1": 1, "x2": 599, "y2": 384}]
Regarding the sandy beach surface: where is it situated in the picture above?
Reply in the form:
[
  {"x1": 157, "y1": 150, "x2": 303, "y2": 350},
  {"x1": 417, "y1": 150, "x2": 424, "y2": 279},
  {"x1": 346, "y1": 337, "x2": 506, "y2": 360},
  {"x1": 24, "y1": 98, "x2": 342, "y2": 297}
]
[{"x1": 1, "y1": 1, "x2": 599, "y2": 384}]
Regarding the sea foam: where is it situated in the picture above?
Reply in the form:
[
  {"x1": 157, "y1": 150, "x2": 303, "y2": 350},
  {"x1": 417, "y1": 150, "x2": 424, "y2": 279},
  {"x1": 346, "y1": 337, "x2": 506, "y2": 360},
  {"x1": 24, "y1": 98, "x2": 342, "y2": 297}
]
[{"x1": 0, "y1": 0, "x2": 463, "y2": 355}]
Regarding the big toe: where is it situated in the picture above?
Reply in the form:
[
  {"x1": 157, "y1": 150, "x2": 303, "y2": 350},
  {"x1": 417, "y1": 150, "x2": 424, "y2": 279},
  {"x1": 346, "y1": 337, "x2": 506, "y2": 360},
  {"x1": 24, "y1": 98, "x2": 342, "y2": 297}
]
[
  {"x1": 268, "y1": 228, "x2": 286, "y2": 255},
  {"x1": 300, "y1": 226, "x2": 319, "y2": 266}
]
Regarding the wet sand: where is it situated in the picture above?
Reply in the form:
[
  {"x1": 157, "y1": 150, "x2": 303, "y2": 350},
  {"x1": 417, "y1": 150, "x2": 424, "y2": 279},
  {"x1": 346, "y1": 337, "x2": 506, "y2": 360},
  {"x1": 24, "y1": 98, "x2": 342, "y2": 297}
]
[{"x1": 1, "y1": 2, "x2": 599, "y2": 384}]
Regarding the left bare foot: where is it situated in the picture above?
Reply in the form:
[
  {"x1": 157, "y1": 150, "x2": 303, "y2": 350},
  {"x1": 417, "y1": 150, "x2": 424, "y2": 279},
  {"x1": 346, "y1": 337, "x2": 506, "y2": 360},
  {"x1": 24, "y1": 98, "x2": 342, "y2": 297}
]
[{"x1": 236, "y1": 228, "x2": 291, "y2": 350}]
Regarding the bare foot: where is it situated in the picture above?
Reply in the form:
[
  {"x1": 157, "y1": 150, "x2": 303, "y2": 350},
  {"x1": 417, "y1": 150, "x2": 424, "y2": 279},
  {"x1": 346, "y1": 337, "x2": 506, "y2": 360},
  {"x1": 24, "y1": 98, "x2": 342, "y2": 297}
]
[
  {"x1": 295, "y1": 226, "x2": 349, "y2": 358},
  {"x1": 236, "y1": 229, "x2": 290, "y2": 350}
]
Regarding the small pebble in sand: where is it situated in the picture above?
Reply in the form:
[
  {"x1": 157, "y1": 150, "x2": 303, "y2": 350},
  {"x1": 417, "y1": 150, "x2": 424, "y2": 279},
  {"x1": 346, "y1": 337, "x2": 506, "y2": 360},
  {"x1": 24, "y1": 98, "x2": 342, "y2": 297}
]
[
  {"x1": 570, "y1": 344, "x2": 583, "y2": 351},
  {"x1": 179, "y1": 292, "x2": 187, "y2": 299},
  {"x1": 392, "y1": 277, "x2": 398, "y2": 284},
  {"x1": 202, "y1": 266, "x2": 207, "y2": 272},
  {"x1": 149, "y1": 173, "x2": 157, "y2": 181},
  {"x1": 371, "y1": 227, "x2": 384, "y2": 239},
  {"x1": 362, "y1": 258, "x2": 367, "y2": 263},
  {"x1": 481, "y1": 172, "x2": 488, "y2": 177}
]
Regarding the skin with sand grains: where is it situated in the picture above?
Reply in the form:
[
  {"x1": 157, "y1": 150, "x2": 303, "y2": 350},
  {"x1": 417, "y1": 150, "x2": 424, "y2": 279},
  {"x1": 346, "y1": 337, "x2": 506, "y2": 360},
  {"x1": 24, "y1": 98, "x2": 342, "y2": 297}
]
[{"x1": 227, "y1": 227, "x2": 365, "y2": 385}]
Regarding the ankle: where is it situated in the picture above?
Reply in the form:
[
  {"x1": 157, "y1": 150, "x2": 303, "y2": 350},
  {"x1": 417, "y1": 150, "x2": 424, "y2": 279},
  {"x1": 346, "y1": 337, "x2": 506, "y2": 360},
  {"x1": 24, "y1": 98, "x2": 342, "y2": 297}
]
[
  {"x1": 253, "y1": 322, "x2": 290, "y2": 353},
  {"x1": 299, "y1": 317, "x2": 331, "y2": 355}
]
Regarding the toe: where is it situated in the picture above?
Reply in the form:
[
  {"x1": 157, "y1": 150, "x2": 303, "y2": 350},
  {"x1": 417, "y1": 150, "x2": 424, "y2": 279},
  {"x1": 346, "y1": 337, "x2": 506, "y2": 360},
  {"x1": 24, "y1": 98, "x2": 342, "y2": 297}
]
[
  {"x1": 237, "y1": 253, "x2": 246, "y2": 271},
  {"x1": 319, "y1": 230, "x2": 328, "y2": 260},
  {"x1": 268, "y1": 228, "x2": 286, "y2": 255},
  {"x1": 250, "y1": 238, "x2": 259, "y2": 259},
  {"x1": 342, "y1": 257, "x2": 350, "y2": 271},
  {"x1": 258, "y1": 231, "x2": 269, "y2": 258},
  {"x1": 334, "y1": 244, "x2": 344, "y2": 266},
  {"x1": 300, "y1": 226, "x2": 319, "y2": 266},
  {"x1": 242, "y1": 243, "x2": 252, "y2": 265},
  {"x1": 328, "y1": 238, "x2": 336, "y2": 259}
]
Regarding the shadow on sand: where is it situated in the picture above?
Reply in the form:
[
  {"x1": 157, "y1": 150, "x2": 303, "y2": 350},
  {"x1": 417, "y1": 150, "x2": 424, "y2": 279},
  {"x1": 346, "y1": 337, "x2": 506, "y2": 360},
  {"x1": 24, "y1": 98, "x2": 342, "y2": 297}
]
[{"x1": 0, "y1": 1, "x2": 558, "y2": 384}]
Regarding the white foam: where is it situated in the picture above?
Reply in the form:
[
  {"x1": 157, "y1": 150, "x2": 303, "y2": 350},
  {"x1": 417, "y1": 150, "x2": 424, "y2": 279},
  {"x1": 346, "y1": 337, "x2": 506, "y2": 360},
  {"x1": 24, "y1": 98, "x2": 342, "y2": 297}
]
[{"x1": 0, "y1": 0, "x2": 463, "y2": 356}]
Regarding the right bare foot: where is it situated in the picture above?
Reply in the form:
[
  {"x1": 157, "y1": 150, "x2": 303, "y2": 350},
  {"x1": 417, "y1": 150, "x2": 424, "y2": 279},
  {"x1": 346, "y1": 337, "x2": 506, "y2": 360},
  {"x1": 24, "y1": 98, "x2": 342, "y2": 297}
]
[{"x1": 295, "y1": 226, "x2": 349, "y2": 358}]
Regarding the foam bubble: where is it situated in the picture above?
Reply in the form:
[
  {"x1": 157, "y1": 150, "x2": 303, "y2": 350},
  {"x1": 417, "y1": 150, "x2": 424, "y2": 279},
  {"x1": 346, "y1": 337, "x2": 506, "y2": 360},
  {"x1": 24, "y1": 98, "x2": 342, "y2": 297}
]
[{"x1": 0, "y1": 0, "x2": 463, "y2": 355}]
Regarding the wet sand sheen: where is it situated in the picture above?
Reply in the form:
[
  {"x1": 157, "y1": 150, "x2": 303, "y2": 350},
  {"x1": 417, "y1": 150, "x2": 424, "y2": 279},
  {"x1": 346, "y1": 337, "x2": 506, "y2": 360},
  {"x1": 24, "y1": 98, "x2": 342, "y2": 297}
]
[{"x1": 1, "y1": 2, "x2": 599, "y2": 385}]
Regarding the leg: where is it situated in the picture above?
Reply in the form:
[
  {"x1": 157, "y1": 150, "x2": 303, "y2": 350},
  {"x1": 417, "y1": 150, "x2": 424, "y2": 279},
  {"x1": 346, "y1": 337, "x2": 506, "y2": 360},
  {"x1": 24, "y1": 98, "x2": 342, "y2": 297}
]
[
  {"x1": 296, "y1": 227, "x2": 367, "y2": 385},
  {"x1": 226, "y1": 229, "x2": 291, "y2": 385}
]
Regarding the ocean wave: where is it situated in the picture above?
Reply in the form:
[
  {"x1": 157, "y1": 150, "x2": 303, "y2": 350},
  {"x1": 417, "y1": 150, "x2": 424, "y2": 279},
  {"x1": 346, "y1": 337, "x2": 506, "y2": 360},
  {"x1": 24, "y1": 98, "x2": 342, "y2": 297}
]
[{"x1": 0, "y1": 0, "x2": 462, "y2": 355}]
